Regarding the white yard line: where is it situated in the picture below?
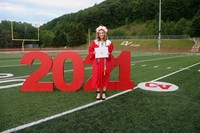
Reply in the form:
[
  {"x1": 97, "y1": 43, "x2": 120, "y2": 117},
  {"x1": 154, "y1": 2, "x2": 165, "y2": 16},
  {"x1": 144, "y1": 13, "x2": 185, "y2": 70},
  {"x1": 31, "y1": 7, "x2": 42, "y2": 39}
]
[
  {"x1": 2, "y1": 61, "x2": 200, "y2": 133},
  {"x1": 0, "y1": 51, "x2": 121, "y2": 68},
  {"x1": 141, "y1": 64, "x2": 147, "y2": 67},
  {"x1": 166, "y1": 67, "x2": 172, "y2": 69},
  {"x1": 151, "y1": 62, "x2": 200, "y2": 82},
  {"x1": 0, "y1": 67, "x2": 92, "y2": 82},
  {"x1": 134, "y1": 55, "x2": 187, "y2": 63},
  {"x1": 0, "y1": 59, "x2": 20, "y2": 62},
  {"x1": 0, "y1": 63, "x2": 40, "y2": 68},
  {"x1": 0, "y1": 55, "x2": 189, "y2": 81},
  {"x1": 0, "y1": 54, "x2": 188, "y2": 68}
]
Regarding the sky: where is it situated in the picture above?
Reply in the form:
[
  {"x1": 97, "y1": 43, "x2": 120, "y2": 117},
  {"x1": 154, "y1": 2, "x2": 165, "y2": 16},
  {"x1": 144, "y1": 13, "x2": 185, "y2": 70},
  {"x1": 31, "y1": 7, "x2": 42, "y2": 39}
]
[{"x1": 0, "y1": 0, "x2": 105, "y2": 26}]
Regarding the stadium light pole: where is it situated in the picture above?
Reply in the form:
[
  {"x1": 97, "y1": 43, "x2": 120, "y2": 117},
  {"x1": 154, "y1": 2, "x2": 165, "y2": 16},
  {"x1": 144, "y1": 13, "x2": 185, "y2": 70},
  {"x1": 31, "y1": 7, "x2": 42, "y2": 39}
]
[
  {"x1": 158, "y1": 0, "x2": 162, "y2": 51},
  {"x1": 88, "y1": 28, "x2": 91, "y2": 47}
]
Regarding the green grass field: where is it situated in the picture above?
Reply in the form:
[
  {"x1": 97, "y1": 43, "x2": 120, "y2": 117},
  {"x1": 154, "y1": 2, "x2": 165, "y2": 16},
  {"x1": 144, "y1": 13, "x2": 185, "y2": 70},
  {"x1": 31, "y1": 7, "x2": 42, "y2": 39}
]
[
  {"x1": 0, "y1": 50, "x2": 200, "y2": 132},
  {"x1": 111, "y1": 39, "x2": 194, "y2": 52}
]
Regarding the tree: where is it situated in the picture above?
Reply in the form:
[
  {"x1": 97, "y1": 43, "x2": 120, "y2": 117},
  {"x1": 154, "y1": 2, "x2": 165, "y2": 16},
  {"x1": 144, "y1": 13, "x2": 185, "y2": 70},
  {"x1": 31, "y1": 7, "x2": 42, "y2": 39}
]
[
  {"x1": 175, "y1": 18, "x2": 189, "y2": 35},
  {"x1": 51, "y1": 22, "x2": 87, "y2": 47},
  {"x1": 40, "y1": 30, "x2": 55, "y2": 46},
  {"x1": 53, "y1": 23, "x2": 68, "y2": 47},
  {"x1": 190, "y1": 10, "x2": 200, "y2": 37},
  {"x1": 66, "y1": 23, "x2": 87, "y2": 46},
  {"x1": 190, "y1": 15, "x2": 200, "y2": 37}
]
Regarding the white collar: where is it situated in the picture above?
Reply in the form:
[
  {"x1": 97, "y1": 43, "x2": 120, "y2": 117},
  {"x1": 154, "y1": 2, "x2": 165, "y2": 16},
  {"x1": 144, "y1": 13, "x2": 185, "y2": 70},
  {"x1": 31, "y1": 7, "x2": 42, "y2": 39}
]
[{"x1": 94, "y1": 40, "x2": 111, "y2": 47}]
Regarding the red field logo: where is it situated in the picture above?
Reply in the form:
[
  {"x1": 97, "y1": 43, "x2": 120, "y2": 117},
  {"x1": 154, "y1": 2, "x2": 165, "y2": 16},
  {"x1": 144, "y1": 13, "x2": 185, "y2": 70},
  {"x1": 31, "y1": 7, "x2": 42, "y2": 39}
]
[{"x1": 138, "y1": 81, "x2": 178, "y2": 92}]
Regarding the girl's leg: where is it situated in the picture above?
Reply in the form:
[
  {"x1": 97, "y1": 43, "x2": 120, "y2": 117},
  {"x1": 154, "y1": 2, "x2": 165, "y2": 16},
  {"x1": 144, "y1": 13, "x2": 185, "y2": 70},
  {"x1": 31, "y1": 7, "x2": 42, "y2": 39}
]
[
  {"x1": 102, "y1": 87, "x2": 106, "y2": 100},
  {"x1": 96, "y1": 88, "x2": 101, "y2": 100}
]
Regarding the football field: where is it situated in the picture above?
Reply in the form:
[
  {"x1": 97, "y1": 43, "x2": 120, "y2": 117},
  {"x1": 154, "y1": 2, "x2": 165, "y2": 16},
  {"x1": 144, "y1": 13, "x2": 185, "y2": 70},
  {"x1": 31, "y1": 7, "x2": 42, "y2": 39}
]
[{"x1": 0, "y1": 50, "x2": 200, "y2": 132}]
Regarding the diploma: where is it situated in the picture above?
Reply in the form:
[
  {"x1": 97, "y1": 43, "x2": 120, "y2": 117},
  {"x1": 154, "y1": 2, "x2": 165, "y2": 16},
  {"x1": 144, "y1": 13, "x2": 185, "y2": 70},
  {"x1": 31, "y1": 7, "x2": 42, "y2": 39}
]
[{"x1": 95, "y1": 47, "x2": 108, "y2": 58}]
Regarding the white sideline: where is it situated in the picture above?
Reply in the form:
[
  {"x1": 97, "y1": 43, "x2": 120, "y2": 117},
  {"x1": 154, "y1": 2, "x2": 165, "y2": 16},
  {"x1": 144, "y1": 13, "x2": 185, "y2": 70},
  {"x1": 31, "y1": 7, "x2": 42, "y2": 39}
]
[{"x1": 2, "y1": 61, "x2": 200, "y2": 133}]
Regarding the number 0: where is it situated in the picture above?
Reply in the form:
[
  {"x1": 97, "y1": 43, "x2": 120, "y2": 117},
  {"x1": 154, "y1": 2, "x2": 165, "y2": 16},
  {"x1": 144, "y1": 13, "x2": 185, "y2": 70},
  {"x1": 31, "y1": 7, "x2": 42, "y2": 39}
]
[{"x1": 52, "y1": 52, "x2": 84, "y2": 91}]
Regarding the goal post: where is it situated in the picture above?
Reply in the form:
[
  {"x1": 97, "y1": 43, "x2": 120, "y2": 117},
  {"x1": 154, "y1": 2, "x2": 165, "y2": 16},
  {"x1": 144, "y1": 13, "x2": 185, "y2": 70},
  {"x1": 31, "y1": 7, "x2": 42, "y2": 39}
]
[{"x1": 11, "y1": 21, "x2": 40, "y2": 51}]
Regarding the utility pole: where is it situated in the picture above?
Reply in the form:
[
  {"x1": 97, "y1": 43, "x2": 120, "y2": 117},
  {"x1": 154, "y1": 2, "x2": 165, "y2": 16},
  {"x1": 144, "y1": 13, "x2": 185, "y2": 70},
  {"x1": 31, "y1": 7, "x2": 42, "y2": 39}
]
[
  {"x1": 88, "y1": 28, "x2": 90, "y2": 49},
  {"x1": 158, "y1": 0, "x2": 161, "y2": 51}
]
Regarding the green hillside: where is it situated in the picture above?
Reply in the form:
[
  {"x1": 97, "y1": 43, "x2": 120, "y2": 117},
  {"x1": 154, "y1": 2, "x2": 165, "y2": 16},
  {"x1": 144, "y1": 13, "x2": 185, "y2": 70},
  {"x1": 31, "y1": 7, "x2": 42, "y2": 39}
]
[
  {"x1": 42, "y1": 0, "x2": 199, "y2": 31},
  {"x1": 0, "y1": 0, "x2": 200, "y2": 48},
  {"x1": 39, "y1": 0, "x2": 199, "y2": 47}
]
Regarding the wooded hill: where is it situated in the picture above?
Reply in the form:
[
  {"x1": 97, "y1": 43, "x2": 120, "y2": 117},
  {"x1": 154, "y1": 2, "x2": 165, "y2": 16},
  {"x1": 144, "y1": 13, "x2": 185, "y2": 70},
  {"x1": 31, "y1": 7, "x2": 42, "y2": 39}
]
[
  {"x1": 42, "y1": 0, "x2": 199, "y2": 31},
  {"x1": 0, "y1": 0, "x2": 200, "y2": 48},
  {"x1": 41, "y1": 0, "x2": 200, "y2": 46}
]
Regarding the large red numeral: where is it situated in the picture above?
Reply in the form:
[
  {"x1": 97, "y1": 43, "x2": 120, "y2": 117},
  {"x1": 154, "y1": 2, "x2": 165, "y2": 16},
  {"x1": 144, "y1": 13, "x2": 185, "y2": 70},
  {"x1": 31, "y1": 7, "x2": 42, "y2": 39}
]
[
  {"x1": 20, "y1": 52, "x2": 53, "y2": 92},
  {"x1": 108, "y1": 51, "x2": 134, "y2": 90},
  {"x1": 82, "y1": 53, "x2": 93, "y2": 91},
  {"x1": 52, "y1": 52, "x2": 84, "y2": 91},
  {"x1": 21, "y1": 51, "x2": 134, "y2": 92},
  {"x1": 84, "y1": 51, "x2": 134, "y2": 91}
]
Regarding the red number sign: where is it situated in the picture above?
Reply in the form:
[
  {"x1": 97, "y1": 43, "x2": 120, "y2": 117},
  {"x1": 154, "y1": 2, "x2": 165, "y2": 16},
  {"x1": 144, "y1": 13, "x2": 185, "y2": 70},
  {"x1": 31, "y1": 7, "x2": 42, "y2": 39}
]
[
  {"x1": 20, "y1": 51, "x2": 134, "y2": 92},
  {"x1": 20, "y1": 52, "x2": 53, "y2": 92},
  {"x1": 84, "y1": 51, "x2": 134, "y2": 91},
  {"x1": 52, "y1": 52, "x2": 84, "y2": 91}
]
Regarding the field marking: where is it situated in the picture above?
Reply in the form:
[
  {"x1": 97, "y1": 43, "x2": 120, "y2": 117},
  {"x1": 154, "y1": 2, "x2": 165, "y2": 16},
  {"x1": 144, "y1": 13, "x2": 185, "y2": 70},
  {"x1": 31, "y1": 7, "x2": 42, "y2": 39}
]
[
  {"x1": 0, "y1": 67, "x2": 92, "y2": 82},
  {"x1": 152, "y1": 62, "x2": 200, "y2": 82},
  {"x1": 0, "y1": 63, "x2": 41, "y2": 68},
  {"x1": 0, "y1": 55, "x2": 189, "y2": 81},
  {"x1": 0, "y1": 54, "x2": 189, "y2": 68},
  {"x1": 2, "y1": 61, "x2": 200, "y2": 133},
  {"x1": 0, "y1": 73, "x2": 13, "y2": 79},
  {"x1": 0, "y1": 79, "x2": 25, "y2": 89},
  {"x1": 141, "y1": 64, "x2": 147, "y2": 67},
  {"x1": 154, "y1": 66, "x2": 159, "y2": 68},
  {"x1": 167, "y1": 67, "x2": 171, "y2": 69},
  {"x1": 132, "y1": 55, "x2": 188, "y2": 63},
  {"x1": 0, "y1": 59, "x2": 21, "y2": 62},
  {"x1": 0, "y1": 51, "x2": 120, "y2": 68}
]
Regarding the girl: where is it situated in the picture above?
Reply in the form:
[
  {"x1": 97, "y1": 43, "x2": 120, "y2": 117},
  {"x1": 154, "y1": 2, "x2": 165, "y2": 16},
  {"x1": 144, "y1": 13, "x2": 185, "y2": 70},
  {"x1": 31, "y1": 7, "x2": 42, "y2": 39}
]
[{"x1": 88, "y1": 25, "x2": 114, "y2": 100}]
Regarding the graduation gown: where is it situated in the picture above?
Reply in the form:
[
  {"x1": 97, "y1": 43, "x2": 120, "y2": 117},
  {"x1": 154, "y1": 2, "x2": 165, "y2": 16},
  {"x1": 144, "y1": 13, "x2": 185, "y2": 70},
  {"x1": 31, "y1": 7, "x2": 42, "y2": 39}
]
[{"x1": 88, "y1": 40, "x2": 114, "y2": 90}]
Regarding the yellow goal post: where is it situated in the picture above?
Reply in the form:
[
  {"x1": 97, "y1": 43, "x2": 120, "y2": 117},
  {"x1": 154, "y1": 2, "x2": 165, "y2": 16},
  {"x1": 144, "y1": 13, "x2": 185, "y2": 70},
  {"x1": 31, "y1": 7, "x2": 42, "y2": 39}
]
[{"x1": 11, "y1": 21, "x2": 40, "y2": 51}]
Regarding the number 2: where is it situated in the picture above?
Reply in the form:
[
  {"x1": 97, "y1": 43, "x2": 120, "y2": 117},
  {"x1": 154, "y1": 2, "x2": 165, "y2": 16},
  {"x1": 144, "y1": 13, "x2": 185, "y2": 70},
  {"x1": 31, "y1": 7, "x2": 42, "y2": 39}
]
[
  {"x1": 20, "y1": 52, "x2": 53, "y2": 92},
  {"x1": 20, "y1": 51, "x2": 134, "y2": 92}
]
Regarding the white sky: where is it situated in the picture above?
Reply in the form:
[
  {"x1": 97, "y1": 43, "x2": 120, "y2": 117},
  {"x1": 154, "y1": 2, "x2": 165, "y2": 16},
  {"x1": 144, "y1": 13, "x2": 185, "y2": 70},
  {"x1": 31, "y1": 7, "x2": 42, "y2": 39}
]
[{"x1": 0, "y1": 0, "x2": 105, "y2": 26}]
